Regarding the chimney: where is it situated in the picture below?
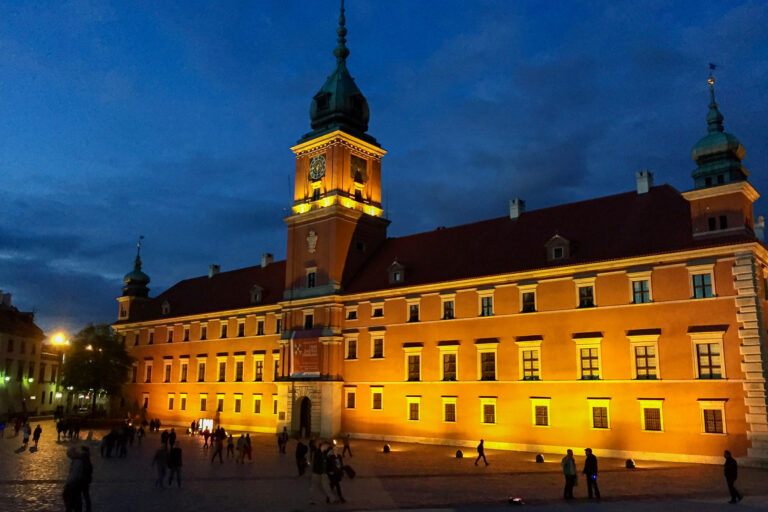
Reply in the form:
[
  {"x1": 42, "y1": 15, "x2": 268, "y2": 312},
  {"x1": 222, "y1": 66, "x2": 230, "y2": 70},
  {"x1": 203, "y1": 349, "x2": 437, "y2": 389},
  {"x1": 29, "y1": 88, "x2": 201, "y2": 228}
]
[
  {"x1": 755, "y1": 216, "x2": 765, "y2": 242},
  {"x1": 208, "y1": 264, "x2": 220, "y2": 278},
  {"x1": 1, "y1": 292, "x2": 11, "y2": 307},
  {"x1": 636, "y1": 170, "x2": 654, "y2": 194},
  {"x1": 509, "y1": 198, "x2": 525, "y2": 220},
  {"x1": 261, "y1": 253, "x2": 274, "y2": 268}
]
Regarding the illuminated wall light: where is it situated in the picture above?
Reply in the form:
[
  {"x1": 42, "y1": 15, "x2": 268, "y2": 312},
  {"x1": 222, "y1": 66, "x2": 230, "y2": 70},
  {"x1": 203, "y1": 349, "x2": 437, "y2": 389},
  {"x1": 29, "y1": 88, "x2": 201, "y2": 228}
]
[
  {"x1": 27, "y1": 377, "x2": 34, "y2": 383},
  {"x1": 30, "y1": 396, "x2": 36, "y2": 400},
  {"x1": 55, "y1": 393, "x2": 62, "y2": 398}
]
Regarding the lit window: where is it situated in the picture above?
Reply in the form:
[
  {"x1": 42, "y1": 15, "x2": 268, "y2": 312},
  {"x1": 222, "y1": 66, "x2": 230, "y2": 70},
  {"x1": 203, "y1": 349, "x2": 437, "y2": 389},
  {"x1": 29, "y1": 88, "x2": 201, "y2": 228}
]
[
  {"x1": 634, "y1": 345, "x2": 657, "y2": 379},
  {"x1": 406, "y1": 396, "x2": 420, "y2": 421},
  {"x1": 480, "y1": 397, "x2": 496, "y2": 424},
  {"x1": 371, "y1": 338, "x2": 384, "y2": 359},
  {"x1": 522, "y1": 349, "x2": 540, "y2": 380},
  {"x1": 640, "y1": 400, "x2": 663, "y2": 432},
  {"x1": 442, "y1": 396, "x2": 457, "y2": 422},
  {"x1": 531, "y1": 398, "x2": 550, "y2": 427},
  {"x1": 588, "y1": 398, "x2": 610, "y2": 429},
  {"x1": 345, "y1": 388, "x2": 356, "y2": 409},
  {"x1": 371, "y1": 387, "x2": 383, "y2": 410}
]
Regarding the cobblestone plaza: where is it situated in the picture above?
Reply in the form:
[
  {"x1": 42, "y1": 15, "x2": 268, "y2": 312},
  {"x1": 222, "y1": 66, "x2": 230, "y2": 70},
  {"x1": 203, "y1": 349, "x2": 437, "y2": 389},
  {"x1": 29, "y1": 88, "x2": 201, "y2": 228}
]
[{"x1": 1, "y1": 421, "x2": 767, "y2": 511}]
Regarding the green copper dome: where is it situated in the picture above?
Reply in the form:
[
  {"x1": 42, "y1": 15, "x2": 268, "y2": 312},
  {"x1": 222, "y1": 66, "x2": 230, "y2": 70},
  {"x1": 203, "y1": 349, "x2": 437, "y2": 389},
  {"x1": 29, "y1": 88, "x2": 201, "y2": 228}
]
[
  {"x1": 298, "y1": 0, "x2": 377, "y2": 146},
  {"x1": 122, "y1": 243, "x2": 150, "y2": 298},
  {"x1": 691, "y1": 80, "x2": 748, "y2": 189}
]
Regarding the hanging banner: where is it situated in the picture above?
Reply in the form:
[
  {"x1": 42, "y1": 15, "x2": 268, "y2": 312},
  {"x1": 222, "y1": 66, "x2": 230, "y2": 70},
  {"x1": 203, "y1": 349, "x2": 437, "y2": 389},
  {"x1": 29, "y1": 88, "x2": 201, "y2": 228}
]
[{"x1": 292, "y1": 337, "x2": 320, "y2": 376}]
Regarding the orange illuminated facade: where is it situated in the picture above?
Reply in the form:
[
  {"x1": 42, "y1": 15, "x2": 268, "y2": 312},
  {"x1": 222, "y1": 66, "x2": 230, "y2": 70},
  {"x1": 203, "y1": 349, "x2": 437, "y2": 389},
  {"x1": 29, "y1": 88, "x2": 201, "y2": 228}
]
[{"x1": 113, "y1": 6, "x2": 768, "y2": 464}]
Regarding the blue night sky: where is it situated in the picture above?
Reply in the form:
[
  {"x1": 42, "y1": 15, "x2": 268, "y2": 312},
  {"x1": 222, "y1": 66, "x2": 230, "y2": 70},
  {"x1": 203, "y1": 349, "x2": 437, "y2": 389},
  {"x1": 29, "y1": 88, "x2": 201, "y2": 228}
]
[{"x1": 1, "y1": 1, "x2": 767, "y2": 335}]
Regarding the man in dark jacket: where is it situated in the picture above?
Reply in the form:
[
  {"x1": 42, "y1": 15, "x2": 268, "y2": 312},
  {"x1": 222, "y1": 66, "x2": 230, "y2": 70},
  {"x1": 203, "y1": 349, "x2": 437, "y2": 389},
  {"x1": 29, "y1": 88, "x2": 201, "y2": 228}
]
[
  {"x1": 583, "y1": 448, "x2": 600, "y2": 499},
  {"x1": 168, "y1": 444, "x2": 182, "y2": 487},
  {"x1": 724, "y1": 450, "x2": 742, "y2": 503}
]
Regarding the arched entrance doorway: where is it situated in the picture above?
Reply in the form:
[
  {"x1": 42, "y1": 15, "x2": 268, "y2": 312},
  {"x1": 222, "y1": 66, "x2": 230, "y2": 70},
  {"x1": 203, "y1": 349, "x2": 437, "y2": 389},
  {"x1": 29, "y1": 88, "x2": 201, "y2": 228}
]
[{"x1": 299, "y1": 397, "x2": 311, "y2": 439}]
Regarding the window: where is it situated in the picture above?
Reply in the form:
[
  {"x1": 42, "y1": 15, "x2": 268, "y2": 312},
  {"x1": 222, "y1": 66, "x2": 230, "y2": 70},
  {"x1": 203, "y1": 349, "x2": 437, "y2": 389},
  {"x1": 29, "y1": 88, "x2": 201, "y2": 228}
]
[
  {"x1": 167, "y1": 328, "x2": 173, "y2": 343},
  {"x1": 134, "y1": 333, "x2": 139, "y2": 346},
  {"x1": 479, "y1": 351, "x2": 496, "y2": 380},
  {"x1": 578, "y1": 286, "x2": 594, "y2": 308},
  {"x1": 480, "y1": 397, "x2": 496, "y2": 424},
  {"x1": 254, "y1": 357, "x2": 264, "y2": 381},
  {"x1": 588, "y1": 398, "x2": 610, "y2": 429},
  {"x1": 688, "y1": 264, "x2": 715, "y2": 298},
  {"x1": 522, "y1": 349, "x2": 540, "y2": 380},
  {"x1": 371, "y1": 338, "x2": 384, "y2": 359},
  {"x1": 628, "y1": 270, "x2": 653, "y2": 304},
  {"x1": 442, "y1": 300, "x2": 455, "y2": 320},
  {"x1": 640, "y1": 400, "x2": 664, "y2": 432},
  {"x1": 217, "y1": 394, "x2": 224, "y2": 413},
  {"x1": 531, "y1": 398, "x2": 550, "y2": 427},
  {"x1": 218, "y1": 360, "x2": 226, "y2": 382},
  {"x1": 235, "y1": 360, "x2": 244, "y2": 382},
  {"x1": 164, "y1": 363, "x2": 171, "y2": 383},
  {"x1": 442, "y1": 352, "x2": 457, "y2": 381},
  {"x1": 700, "y1": 401, "x2": 726, "y2": 434},
  {"x1": 306, "y1": 270, "x2": 316, "y2": 288},
  {"x1": 479, "y1": 292, "x2": 494, "y2": 316},
  {"x1": 273, "y1": 395, "x2": 278, "y2": 415},
  {"x1": 201, "y1": 325, "x2": 207, "y2": 340},
  {"x1": 345, "y1": 388, "x2": 356, "y2": 409},
  {"x1": 149, "y1": 332, "x2": 154, "y2": 345},
  {"x1": 407, "y1": 354, "x2": 420, "y2": 381},
  {"x1": 573, "y1": 335, "x2": 602, "y2": 380},
  {"x1": 696, "y1": 343, "x2": 722, "y2": 379},
  {"x1": 180, "y1": 361, "x2": 188, "y2": 383},
  {"x1": 131, "y1": 365, "x2": 138, "y2": 383},
  {"x1": 346, "y1": 307, "x2": 357, "y2": 320},
  {"x1": 392, "y1": 271, "x2": 401, "y2": 283},
  {"x1": 183, "y1": 327, "x2": 190, "y2": 342},
  {"x1": 234, "y1": 394, "x2": 242, "y2": 413},
  {"x1": 142, "y1": 393, "x2": 149, "y2": 409},
  {"x1": 273, "y1": 355, "x2": 279, "y2": 380},
  {"x1": 197, "y1": 361, "x2": 206, "y2": 382},
  {"x1": 520, "y1": 285, "x2": 537, "y2": 313},
  {"x1": 552, "y1": 246, "x2": 564, "y2": 259},
  {"x1": 304, "y1": 313, "x2": 314, "y2": 329},
  {"x1": 220, "y1": 323, "x2": 228, "y2": 338},
  {"x1": 167, "y1": 394, "x2": 174, "y2": 411},
  {"x1": 253, "y1": 394, "x2": 262, "y2": 414},
  {"x1": 200, "y1": 394, "x2": 207, "y2": 412},
  {"x1": 257, "y1": 320, "x2": 264, "y2": 336},
  {"x1": 371, "y1": 387, "x2": 383, "y2": 410},
  {"x1": 408, "y1": 303, "x2": 419, "y2": 322},
  {"x1": 345, "y1": 338, "x2": 357, "y2": 360},
  {"x1": 442, "y1": 396, "x2": 457, "y2": 422},
  {"x1": 238, "y1": 322, "x2": 245, "y2": 337},
  {"x1": 38, "y1": 364, "x2": 46, "y2": 383},
  {"x1": 406, "y1": 396, "x2": 420, "y2": 421},
  {"x1": 144, "y1": 362, "x2": 153, "y2": 383},
  {"x1": 372, "y1": 306, "x2": 383, "y2": 317},
  {"x1": 635, "y1": 345, "x2": 657, "y2": 379}
]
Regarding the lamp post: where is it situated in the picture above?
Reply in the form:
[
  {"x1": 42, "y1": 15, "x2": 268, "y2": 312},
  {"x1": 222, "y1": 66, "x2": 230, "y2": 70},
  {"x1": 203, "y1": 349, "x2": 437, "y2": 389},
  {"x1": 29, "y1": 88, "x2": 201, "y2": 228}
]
[{"x1": 50, "y1": 332, "x2": 71, "y2": 416}]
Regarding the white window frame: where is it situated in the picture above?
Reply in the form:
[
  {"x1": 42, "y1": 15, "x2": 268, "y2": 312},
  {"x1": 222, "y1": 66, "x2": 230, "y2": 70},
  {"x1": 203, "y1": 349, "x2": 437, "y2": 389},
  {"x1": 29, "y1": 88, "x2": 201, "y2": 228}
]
[
  {"x1": 199, "y1": 322, "x2": 208, "y2": 341},
  {"x1": 345, "y1": 305, "x2": 358, "y2": 320},
  {"x1": 639, "y1": 399, "x2": 664, "y2": 432},
  {"x1": 167, "y1": 393, "x2": 175, "y2": 411},
  {"x1": 531, "y1": 397, "x2": 551, "y2": 427},
  {"x1": 144, "y1": 361, "x2": 153, "y2": 383},
  {"x1": 406, "y1": 395, "x2": 420, "y2": 422},
  {"x1": 442, "y1": 395, "x2": 457, "y2": 423},
  {"x1": 587, "y1": 398, "x2": 611, "y2": 430},
  {"x1": 163, "y1": 361, "x2": 172, "y2": 383},
  {"x1": 515, "y1": 338, "x2": 543, "y2": 381},
  {"x1": 699, "y1": 400, "x2": 727, "y2": 435},
  {"x1": 220, "y1": 320, "x2": 228, "y2": 339},
  {"x1": 518, "y1": 283, "x2": 538, "y2": 313},
  {"x1": 406, "y1": 297, "x2": 420, "y2": 322},
  {"x1": 370, "y1": 386, "x2": 383, "y2": 411},
  {"x1": 370, "y1": 336, "x2": 385, "y2": 360},
  {"x1": 179, "y1": 360, "x2": 189, "y2": 383},
  {"x1": 688, "y1": 264, "x2": 716, "y2": 298},
  {"x1": 166, "y1": 325, "x2": 175, "y2": 343},
  {"x1": 688, "y1": 330, "x2": 726, "y2": 379},
  {"x1": 439, "y1": 345, "x2": 459, "y2": 382},
  {"x1": 197, "y1": 358, "x2": 206, "y2": 382},
  {"x1": 344, "y1": 335, "x2": 358, "y2": 360},
  {"x1": 253, "y1": 354, "x2": 265, "y2": 381},
  {"x1": 441, "y1": 293, "x2": 456, "y2": 319},
  {"x1": 574, "y1": 277, "x2": 597, "y2": 308},
  {"x1": 476, "y1": 342, "x2": 498, "y2": 381},
  {"x1": 480, "y1": 396, "x2": 497, "y2": 425},
  {"x1": 344, "y1": 387, "x2": 357, "y2": 409},
  {"x1": 256, "y1": 316, "x2": 266, "y2": 336},
  {"x1": 233, "y1": 393, "x2": 243, "y2": 414},
  {"x1": 217, "y1": 356, "x2": 228, "y2": 382},
  {"x1": 628, "y1": 333, "x2": 660, "y2": 380},
  {"x1": 572, "y1": 336, "x2": 602, "y2": 380},
  {"x1": 234, "y1": 354, "x2": 245, "y2": 382},
  {"x1": 478, "y1": 289, "x2": 495, "y2": 317},
  {"x1": 403, "y1": 346, "x2": 422, "y2": 382},
  {"x1": 253, "y1": 393, "x2": 262, "y2": 414},
  {"x1": 628, "y1": 270, "x2": 653, "y2": 304},
  {"x1": 237, "y1": 319, "x2": 246, "y2": 337}
]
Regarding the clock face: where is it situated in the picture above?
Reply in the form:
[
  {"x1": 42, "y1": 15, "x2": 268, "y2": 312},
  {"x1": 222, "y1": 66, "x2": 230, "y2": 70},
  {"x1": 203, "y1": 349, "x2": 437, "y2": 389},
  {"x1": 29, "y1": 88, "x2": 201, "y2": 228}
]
[{"x1": 309, "y1": 154, "x2": 326, "y2": 181}]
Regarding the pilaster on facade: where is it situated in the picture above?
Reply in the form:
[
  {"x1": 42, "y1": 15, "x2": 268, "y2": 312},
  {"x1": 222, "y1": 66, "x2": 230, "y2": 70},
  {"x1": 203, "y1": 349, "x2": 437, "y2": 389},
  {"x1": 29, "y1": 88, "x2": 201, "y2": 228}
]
[{"x1": 732, "y1": 251, "x2": 768, "y2": 464}]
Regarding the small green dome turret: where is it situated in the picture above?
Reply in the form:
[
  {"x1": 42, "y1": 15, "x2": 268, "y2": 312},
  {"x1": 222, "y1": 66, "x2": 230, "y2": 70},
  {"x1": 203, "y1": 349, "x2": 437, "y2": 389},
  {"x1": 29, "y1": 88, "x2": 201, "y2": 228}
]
[
  {"x1": 122, "y1": 238, "x2": 150, "y2": 298},
  {"x1": 298, "y1": 0, "x2": 377, "y2": 146},
  {"x1": 691, "y1": 75, "x2": 748, "y2": 189}
]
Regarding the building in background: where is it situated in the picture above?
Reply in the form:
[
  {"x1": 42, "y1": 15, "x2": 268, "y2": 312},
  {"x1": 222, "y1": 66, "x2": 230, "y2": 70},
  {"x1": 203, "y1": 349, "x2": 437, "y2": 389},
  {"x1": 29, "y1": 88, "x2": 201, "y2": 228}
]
[{"x1": 113, "y1": 4, "x2": 768, "y2": 464}]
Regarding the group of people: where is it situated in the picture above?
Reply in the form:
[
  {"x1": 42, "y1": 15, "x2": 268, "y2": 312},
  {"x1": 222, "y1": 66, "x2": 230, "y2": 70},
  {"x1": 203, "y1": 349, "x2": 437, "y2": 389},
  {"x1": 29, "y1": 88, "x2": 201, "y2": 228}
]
[
  {"x1": 298, "y1": 439, "x2": 353, "y2": 505},
  {"x1": 56, "y1": 418, "x2": 83, "y2": 441},
  {"x1": 147, "y1": 418, "x2": 163, "y2": 432},
  {"x1": 151, "y1": 439, "x2": 183, "y2": 488},
  {"x1": 100, "y1": 422, "x2": 143, "y2": 458}
]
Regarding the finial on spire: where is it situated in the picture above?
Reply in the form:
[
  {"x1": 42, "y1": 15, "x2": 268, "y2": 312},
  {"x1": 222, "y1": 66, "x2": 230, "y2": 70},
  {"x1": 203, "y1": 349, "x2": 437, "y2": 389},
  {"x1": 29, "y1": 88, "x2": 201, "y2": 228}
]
[
  {"x1": 705, "y1": 63, "x2": 724, "y2": 133},
  {"x1": 333, "y1": 0, "x2": 349, "y2": 64},
  {"x1": 134, "y1": 235, "x2": 145, "y2": 270},
  {"x1": 708, "y1": 62, "x2": 717, "y2": 103}
]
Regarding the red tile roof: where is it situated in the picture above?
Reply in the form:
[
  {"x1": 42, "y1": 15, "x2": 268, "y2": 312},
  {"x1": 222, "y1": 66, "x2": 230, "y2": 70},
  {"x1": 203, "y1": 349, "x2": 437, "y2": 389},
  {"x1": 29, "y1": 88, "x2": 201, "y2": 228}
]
[{"x1": 343, "y1": 185, "x2": 755, "y2": 293}]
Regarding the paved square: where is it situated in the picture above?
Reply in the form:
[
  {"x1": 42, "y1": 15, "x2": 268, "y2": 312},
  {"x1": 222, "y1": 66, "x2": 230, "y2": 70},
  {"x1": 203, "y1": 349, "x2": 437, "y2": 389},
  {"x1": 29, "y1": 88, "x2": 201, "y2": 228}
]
[{"x1": 1, "y1": 420, "x2": 767, "y2": 511}]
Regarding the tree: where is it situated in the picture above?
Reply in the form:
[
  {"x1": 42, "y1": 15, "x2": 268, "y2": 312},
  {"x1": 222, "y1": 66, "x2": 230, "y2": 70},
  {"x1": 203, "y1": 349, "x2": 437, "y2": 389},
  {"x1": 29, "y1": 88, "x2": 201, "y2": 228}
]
[{"x1": 62, "y1": 323, "x2": 135, "y2": 415}]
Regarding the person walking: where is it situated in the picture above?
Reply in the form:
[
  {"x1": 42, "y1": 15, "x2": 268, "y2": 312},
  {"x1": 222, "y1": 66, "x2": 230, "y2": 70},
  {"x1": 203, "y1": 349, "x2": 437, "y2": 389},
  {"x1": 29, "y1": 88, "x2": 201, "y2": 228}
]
[
  {"x1": 244, "y1": 433, "x2": 252, "y2": 461},
  {"x1": 63, "y1": 445, "x2": 85, "y2": 512},
  {"x1": 724, "y1": 450, "x2": 743, "y2": 503},
  {"x1": 226, "y1": 434, "x2": 235, "y2": 459},
  {"x1": 32, "y1": 424, "x2": 42, "y2": 449},
  {"x1": 190, "y1": 420, "x2": 197, "y2": 435},
  {"x1": 211, "y1": 434, "x2": 224, "y2": 464},
  {"x1": 342, "y1": 434, "x2": 352, "y2": 457},
  {"x1": 474, "y1": 439, "x2": 489, "y2": 466},
  {"x1": 169, "y1": 428, "x2": 177, "y2": 448},
  {"x1": 202, "y1": 428, "x2": 210, "y2": 448},
  {"x1": 22, "y1": 422, "x2": 31, "y2": 448},
  {"x1": 151, "y1": 443, "x2": 169, "y2": 489},
  {"x1": 236, "y1": 434, "x2": 246, "y2": 463},
  {"x1": 309, "y1": 443, "x2": 332, "y2": 505},
  {"x1": 160, "y1": 429, "x2": 169, "y2": 448},
  {"x1": 137, "y1": 425, "x2": 145, "y2": 446},
  {"x1": 561, "y1": 449, "x2": 577, "y2": 500},
  {"x1": 168, "y1": 443, "x2": 183, "y2": 488},
  {"x1": 583, "y1": 448, "x2": 600, "y2": 499},
  {"x1": 80, "y1": 446, "x2": 93, "y2": 512},
  {"x1": 326, "y1": 447, "x2": 346, "y2": 503}
]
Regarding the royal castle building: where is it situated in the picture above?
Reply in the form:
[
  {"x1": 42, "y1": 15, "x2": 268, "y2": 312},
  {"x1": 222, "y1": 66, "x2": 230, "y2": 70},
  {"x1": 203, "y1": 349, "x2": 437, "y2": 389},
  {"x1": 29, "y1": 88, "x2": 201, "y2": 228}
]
[{"x1": 114, "y1": 5, "x2": 768, "y2": 464}]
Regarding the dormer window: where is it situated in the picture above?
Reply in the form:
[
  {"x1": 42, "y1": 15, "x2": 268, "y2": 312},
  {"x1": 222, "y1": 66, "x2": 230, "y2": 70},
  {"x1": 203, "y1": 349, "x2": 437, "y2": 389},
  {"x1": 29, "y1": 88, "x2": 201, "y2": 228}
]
[
  {"x1": 161, "y1": 300, "x2": 171, "y2": 315},
  {"x1": 250, "y1": 285, "x2": 263, "y2": 304},
  {"x1": 545, "y1": 234, "x2": 571, "y2": 262},
  {"x1": 552, "y1": 247, "x2": 564, "y2": 260},
  {"x1": 388, "y1": 259, "x2": 405, "y2": 285}
]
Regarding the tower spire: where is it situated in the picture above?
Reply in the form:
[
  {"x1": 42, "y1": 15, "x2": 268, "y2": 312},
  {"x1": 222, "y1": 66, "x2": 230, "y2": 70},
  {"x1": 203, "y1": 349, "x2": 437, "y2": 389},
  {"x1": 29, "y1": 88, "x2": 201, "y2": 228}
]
[
  {"x1": 706, "y1": 63, "x2": 724, "y2": 134},
  {"x1": 334, "y1": 0, "x2": 349, "y2": 65},
  {"x1": 134, "y1": 235, "x2": 145, "y2": 271}
]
